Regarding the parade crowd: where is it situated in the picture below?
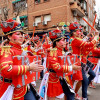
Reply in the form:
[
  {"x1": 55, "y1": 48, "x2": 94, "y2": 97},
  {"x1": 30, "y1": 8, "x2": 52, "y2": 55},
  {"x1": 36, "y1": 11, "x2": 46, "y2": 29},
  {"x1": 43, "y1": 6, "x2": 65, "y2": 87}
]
[{"x1": 0, "y1": 19, "x2": 100, "y2": 100}]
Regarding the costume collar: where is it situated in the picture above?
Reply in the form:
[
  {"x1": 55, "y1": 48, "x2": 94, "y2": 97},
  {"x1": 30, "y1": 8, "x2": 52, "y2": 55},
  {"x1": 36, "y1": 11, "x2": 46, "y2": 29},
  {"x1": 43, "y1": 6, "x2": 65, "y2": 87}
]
[
  {"x1": 56, "y1": 46, "x2": 63, "y2": 51},
  {"x1": 9, "y1": 42, "x2": 21, "y2": 50}
]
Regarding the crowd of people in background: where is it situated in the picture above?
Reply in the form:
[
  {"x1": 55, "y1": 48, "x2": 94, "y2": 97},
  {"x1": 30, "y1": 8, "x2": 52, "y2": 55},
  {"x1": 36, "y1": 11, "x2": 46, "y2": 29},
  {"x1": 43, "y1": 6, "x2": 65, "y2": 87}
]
[{"x1": 0, "y1": 19, "x2": 100, "y2": 100}]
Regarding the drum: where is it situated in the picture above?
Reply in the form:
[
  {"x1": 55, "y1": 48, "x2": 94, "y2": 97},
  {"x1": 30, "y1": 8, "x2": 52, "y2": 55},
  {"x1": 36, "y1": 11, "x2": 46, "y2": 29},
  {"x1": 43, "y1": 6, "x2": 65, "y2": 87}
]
[
  {"x1": 12, "y1": 55, "x2": 41, "y2": 88},
  {"x1": 58, "y1": 54, "x2": 82, "y2": 81}
]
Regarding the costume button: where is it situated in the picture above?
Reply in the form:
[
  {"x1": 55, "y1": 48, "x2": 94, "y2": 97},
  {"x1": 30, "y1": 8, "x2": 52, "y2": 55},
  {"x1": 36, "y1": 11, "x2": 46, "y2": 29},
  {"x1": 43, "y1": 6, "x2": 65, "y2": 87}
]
[{"x1": 17, "y1": 84, "x2": 21, "y2": 88}]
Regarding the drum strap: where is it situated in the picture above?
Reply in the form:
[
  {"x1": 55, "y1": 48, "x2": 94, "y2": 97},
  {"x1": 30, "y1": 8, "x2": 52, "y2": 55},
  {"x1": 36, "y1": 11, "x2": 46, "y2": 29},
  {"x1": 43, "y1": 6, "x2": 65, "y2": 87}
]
[{"x1": 48, "y1": 69, "x2": 56, "y2": 73}]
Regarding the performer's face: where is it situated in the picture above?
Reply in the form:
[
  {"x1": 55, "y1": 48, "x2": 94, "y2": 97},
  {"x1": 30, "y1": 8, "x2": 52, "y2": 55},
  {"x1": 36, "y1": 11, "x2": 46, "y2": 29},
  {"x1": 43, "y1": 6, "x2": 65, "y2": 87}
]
[
  {"x1": 8, "y1": 31, "x2": 24, "y2": 45},
  {"x1": 56, "y1": 38, "x2": 66, "y2": 48}
]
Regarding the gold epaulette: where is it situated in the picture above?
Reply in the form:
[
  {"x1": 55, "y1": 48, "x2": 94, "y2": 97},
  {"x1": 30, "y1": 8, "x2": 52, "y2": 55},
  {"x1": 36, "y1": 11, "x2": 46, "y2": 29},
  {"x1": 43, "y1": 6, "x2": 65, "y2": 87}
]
[
  {"x1": 50, "y1": 48, "x2": 57, "y2": 56},
  {"x1": 76, "y1": 37, "x2": 82, "y2": 40},
  {"x1": 1, "y1": 46, "x2": 11, "y2": 55}
]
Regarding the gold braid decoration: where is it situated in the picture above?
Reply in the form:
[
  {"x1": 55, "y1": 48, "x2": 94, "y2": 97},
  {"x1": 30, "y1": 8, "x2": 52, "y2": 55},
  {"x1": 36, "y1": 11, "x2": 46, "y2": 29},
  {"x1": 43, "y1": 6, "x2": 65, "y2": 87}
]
[{"x1": 1, "y1": 46, "x2": 11, "y2": 56}]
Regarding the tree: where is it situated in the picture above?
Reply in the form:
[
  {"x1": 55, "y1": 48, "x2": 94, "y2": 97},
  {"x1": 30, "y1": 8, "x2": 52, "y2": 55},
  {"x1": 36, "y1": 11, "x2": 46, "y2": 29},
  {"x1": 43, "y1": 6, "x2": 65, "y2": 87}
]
[{"x1": 2, "y1": 7, "x2": 10, "y2": 21}]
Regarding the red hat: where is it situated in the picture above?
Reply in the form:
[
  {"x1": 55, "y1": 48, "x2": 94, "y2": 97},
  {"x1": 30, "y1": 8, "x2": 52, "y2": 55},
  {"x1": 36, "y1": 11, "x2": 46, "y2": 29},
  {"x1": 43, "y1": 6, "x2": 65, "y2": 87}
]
[
  {"x1": 0, "y1": 19, "x2": 24, "y2": 35},
  {"x1": 49, "y1": 29, "x2": 66, "y2": 42},
  {"x1": 33, "y1": 35, "x2": 40, "y2": 42},
  {"x1": 69, "y1": 22, "x2": 80, "y2": 30}
]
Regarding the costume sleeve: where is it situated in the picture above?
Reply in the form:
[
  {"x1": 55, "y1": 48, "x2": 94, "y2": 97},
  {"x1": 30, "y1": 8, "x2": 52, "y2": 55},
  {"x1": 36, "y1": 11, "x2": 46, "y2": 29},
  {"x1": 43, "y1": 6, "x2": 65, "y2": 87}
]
[
  {"x1": 92, "y1": 47, "x2": 100, "y2": 57},
  {"x1": 47, "y1": 49, "x2": 72, "y2": 73},
  {"x1": 73, "y1": 38, "x2": 96, "y2": 56},
  {"x1": 73, "y1": 38, "x2": 96, "y2": 48},
  {"x1": 0, "y1": 48, "x2": 27, "y2": 77},
  {"x1": 81, "y1": 39, "x2": 96, "y2": 56},
  {"x1": 82, "y1": 39, "x2": 96, "y2": 49}
]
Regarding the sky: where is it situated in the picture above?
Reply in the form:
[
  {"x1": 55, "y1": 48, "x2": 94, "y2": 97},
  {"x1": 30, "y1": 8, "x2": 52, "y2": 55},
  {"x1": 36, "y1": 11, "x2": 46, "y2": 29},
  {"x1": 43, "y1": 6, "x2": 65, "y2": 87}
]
[{"x1": 95, "y1": 0, "x2": 100, "y2": 18}]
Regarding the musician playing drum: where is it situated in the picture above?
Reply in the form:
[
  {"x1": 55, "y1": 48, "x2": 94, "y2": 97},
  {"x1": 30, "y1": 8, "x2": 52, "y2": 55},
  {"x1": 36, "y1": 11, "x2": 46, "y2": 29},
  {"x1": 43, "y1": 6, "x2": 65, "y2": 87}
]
[
  {"x1": 0, "y1": 19, "x2": 44, "y2": 100},
  {"x1": 69, "y1": 22, "x2": 99, "y2": 100},
  {"x1": 46, "y1": 29, "x2": 81, "y2": 100}
]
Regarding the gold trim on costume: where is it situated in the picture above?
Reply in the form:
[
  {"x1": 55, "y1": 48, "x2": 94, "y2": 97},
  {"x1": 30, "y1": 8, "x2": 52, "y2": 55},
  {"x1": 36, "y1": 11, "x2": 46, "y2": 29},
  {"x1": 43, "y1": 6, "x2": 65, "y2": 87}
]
[
  {"x1": 0, "y1": 61, "x2": 13, "y2": 66},
  {"x1": 80, "y1": 41, "x2": 85, "y2": 47},
  {"x1": 53, "y1": 57, "x2": 56, "y2": 60},
  {"x1": 1, "y1": 64, "x2": 9, "y2": 71},
  {"x1": 1, "y1": 46, "x2": 11, "y2": 55},
  {"x1": 52, "y1": 63, "x2": 59, "y2": 66},
  {"x1": 13, "y1": 86, "x2": 27, "y2": 99},
  {"x1": 7, "y1": 65, "x2": 13, "y2": 72},
  {"x1": 18, "y1": 65, "x2": 20, "y2": 75},
  {"x1": 24, "y1": 65, "x2": 27, "y2": 73},
  {"x1": 91, "y1": 40, "x2": 96, "y2": 44},
  {"x1": 66, "y1": 65, "x2": 68, "y2": 72},
  {"x1": 53, "y1": 36, "x2": 66, "y2": 43},
  {"x1": 50, "y1": 50, "x2": 53, "y2": 56},
  {"x1": 58, "y1": 65, "x2": 61, "y2": 70},
  {"x1": 6, "y1": 30, "x2": 24, "y2": 36},
  {"x1": 48, "y1": 79, "x2": 59, "y2": 83}
]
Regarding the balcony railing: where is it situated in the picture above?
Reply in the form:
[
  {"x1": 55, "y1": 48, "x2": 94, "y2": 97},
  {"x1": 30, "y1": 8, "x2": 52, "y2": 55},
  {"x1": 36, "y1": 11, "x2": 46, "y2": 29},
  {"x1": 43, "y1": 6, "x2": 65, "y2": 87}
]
[{"x1": 69, "y1": 0, "x2": 85, "y2": 17}]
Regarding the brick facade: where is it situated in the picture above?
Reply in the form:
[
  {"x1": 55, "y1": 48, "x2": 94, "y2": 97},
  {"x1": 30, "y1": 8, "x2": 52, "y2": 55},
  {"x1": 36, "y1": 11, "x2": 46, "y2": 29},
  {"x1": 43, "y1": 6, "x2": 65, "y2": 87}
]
[{"x1": 0, "y1": 0, "x2": 96, "y2": 35}]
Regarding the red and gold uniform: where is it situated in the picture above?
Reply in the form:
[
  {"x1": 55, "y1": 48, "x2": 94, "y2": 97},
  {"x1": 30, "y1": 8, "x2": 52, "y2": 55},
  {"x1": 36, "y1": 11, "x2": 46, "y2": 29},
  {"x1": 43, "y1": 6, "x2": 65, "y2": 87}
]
[
  {"x1": 0, "y1": 42, "x2": 36, "y2": 100},
  {"x1": 88, "y1": 46, "x2": 100, "y2": 70},
  {"x1": 70, "y1": 37, "x2": 96, "y2": 57},
  {"x1": 0, "y1": 19, "x2": 38, "y2": 100},
  {"x1": 69, "y1": 22, "x2": 97, "y2": 80},
  {"x1": 69, "y1": 36, "x2": 97, "y2": 80},
  {"x1": 47, "y1": 46, "x2": 73, "y2": 97}
]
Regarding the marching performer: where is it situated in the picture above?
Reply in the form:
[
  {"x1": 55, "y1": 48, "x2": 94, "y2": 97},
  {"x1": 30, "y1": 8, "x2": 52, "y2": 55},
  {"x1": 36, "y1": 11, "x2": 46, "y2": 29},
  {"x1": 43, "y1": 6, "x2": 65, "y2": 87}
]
[
  {"x1": 88, "y1": 43, "x2": 100, "y2": 86},
  {"x1": 0, "y1": 19, "x2": 44, "y2": 100},
  {"x1": 33, "y1": 35, "x2": 45, "y2": 79},
  {"x1": 69, "y1": 22, "x2": 83, "y2": 100},
  {"x1": 69, "y1": 22, "x2": 99, "y2": 100},
  {"x1": 46, "y1": 29, "x2": 81, "y2": 100}
]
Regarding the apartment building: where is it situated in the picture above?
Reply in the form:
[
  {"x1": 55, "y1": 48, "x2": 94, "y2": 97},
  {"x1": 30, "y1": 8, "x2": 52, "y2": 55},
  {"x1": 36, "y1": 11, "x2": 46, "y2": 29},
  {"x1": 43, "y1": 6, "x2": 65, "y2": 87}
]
[{"x1": 0, "y1": 0, "x2": 96, "y2": 36}]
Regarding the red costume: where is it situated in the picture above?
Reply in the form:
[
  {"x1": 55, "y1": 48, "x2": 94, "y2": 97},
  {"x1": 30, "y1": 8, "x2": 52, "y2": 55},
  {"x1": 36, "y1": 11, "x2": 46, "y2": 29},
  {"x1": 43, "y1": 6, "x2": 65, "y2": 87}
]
[
  {"x1": 47, "y1": 46, "x2": 73, "y2": 97},
  {"x1": 69, "y1": 22, "x2": 97, "y2": 80},
  {"x1": 46, "y1": 29, "x2": 74, "y2": 97},
  {"x1": 0, "y1": 19, "x2": 38, "y2": 100},
  {"x1": 0, "y1": 42, "x2": 28, "y2": 99},
  {"x1": 88, "y1": 46, "x2": 100, "y2": 70}
]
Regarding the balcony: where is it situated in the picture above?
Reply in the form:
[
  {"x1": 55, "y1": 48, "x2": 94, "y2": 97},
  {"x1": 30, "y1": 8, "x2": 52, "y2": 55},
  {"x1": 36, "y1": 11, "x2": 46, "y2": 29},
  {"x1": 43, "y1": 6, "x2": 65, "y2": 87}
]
[{"x1": 70, "y1": 0, "x2": 85, "y2": 17}]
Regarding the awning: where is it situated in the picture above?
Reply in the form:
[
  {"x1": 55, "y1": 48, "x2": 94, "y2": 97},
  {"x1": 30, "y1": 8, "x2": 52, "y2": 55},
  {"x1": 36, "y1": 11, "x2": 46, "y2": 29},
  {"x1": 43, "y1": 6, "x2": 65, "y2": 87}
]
[
  {"x1": 20, "y1": 15, "x2": 27, "y2": 19},
  {"x1": 12, "y1": 0, "x2": 21, "y2": 4},
  {"x1": 13, "y1": 15, "x2": 27, "y2": 20},
  {"x1": 13, "y1": 18, "x2": 16, "y2": 20}
]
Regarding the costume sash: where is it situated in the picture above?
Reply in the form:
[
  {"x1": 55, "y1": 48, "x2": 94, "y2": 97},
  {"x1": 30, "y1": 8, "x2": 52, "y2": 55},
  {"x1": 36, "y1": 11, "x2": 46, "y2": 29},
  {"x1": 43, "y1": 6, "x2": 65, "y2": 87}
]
[
  {"x1": 1, "y1": 85, "x2": 14, "y2": 100},
  {"x1": 39, "y1": 73, "x2": 49, "y2": 100}
]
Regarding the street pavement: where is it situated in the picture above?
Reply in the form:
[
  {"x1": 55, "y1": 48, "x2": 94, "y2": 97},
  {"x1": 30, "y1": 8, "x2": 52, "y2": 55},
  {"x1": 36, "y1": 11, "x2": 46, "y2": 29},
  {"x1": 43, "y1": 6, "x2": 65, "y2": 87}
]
[{"x1": 35, "y1": 80, "x2": 100, "y2": 100}]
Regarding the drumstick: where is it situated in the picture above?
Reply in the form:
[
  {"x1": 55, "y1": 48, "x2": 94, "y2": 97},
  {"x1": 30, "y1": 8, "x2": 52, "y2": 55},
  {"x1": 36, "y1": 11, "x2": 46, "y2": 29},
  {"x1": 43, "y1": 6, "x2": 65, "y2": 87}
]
[{"x1": 82, "y1": 18, "x2": 96, "y2": 31}]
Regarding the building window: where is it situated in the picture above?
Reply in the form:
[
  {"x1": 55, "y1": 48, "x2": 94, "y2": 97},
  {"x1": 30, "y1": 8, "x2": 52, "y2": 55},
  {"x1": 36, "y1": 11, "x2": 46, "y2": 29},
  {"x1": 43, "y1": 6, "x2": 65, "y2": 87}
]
[
  {"x1": 35, "y1": 16, "x2": 41, "y2": 23},
  {"x1": 83, "y1": 1, "x2": 87, "y2": 11},
  {"x1": 13, "y1": 16, "x2": 28, "y2": 27},
  {"x1": 97, "y1": 19, "x2": 100, "y2": 28},
  {"x1": 20, "y1": 16, "x2": 28, "y2": 27},
  {"x1": 12, "y1": 0, "x2": 27, "y2": 13},
  {"x1": 35, "y1": 0, "x2": 40, "y2": 4},
  {"x1": 43, "y1": 14, "x2": 51, "y2": 22}
]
